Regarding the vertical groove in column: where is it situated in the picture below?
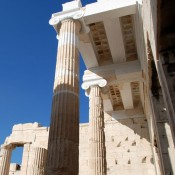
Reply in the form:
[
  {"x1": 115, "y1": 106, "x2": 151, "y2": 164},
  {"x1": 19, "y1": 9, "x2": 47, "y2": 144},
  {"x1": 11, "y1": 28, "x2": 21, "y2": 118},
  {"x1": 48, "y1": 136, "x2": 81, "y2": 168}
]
[
  {"x1": 89, "y1": 86, "x2": 107, "y2": 175},
  {"x1": 46, "y1": 19, "x2": 80, "y2": 175},
  {"x1": 0, "y1": 147, "x2": 12, "y2": 175},
  {"x1": 29, "y1": 147, "x2": 47, "y2": 175}
]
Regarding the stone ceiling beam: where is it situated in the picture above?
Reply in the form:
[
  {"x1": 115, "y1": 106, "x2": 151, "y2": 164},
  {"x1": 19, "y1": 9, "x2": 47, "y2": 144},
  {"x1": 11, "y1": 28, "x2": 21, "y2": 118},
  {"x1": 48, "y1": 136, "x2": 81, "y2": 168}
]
[
  {"x1": 79, "y1": 40, "x2": 99, "y2": 69},
  {"x1": 89, "y1": 60, "x2": 141, "y2": 77},
  {"x1": 104, "y1": 18, "x2": 126, "y2": 63},
  {"x1": 103, "y1": 99, "x2": 113, "y2": 112},
  {"x1": 119, "y1": 82, "x2": 134, "y2": 109},
  {"x1": 102, "y1": 93, "x2": 114, "y2": 112}
]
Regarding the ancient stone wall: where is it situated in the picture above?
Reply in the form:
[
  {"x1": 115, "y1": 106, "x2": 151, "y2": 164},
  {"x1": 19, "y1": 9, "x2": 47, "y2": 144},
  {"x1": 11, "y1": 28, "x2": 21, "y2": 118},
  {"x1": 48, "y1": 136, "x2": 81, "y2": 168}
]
[
  {"x1": 0, "y1": 123, "x2": 49, "y2": 175},
  {"x1": 2, "y1": 113, "x2": 156, "y2": 175},
  {"x1": 0, "y1": 108, "x2": 160, "y2": 175},
  {"x1": 79, "y1": 110, "x2": 156, "y2": 175}
]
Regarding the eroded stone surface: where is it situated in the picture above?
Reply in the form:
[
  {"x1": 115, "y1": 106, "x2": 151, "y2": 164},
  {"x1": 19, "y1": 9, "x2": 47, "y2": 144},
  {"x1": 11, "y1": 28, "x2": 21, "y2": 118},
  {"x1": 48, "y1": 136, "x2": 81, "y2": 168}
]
[
  {"x1": 79, "y1": 112, "x2": 156, "y2": 175},
  {"x1": 0, "y1": 123, "x2": 48, "y2": 175}
]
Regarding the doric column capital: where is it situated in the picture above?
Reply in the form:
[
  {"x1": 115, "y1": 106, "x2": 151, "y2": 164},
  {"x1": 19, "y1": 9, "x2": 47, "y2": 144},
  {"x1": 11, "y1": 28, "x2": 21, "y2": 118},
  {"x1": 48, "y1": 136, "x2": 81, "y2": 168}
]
[
  {"x1": 49, "y1": 10, "x2": 84, "y2": 26},
  {"x1": 49, "y1": 1, "x2": 90, "y2": 37},
  {"x1": 81, "y1": 70, "x2": 107, "y2": 96},
  {"x1": 82, "y1": 78, "x2": 107, "y2": 90},
  {"x1": 1, "y1": 144, "x2": 15, "y2": 151}
]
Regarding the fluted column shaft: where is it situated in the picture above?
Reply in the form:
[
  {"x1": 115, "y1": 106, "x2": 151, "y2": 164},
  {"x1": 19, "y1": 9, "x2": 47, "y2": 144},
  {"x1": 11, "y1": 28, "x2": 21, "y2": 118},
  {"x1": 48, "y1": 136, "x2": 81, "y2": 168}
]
[
  {"x1": 21, "y1": 143, "x2": 31, "y2": 174},
  {"x1": 30, "y1": 147, "x2": 47, "y2": 175},
  {"x1": 0, "y1": 147, "x2": 12, "y2": 175},
  {"x1": 89, "y1": 85, "x2": 107, "y2": 175},
  {"x1": 46, "y1": 19, "x2": 80, "y2": 175}
]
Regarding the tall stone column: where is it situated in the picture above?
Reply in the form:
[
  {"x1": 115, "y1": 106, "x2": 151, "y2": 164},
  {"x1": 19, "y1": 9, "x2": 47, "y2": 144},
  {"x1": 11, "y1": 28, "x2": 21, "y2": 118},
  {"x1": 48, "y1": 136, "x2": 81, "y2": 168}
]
[
  {"x1": 29, "y1": 147, "x2": 47, "y2": 175},
  {"x1": 21, "y1": 143, "x2": 31, "y2": 174},
  {"x1": 0, "y1": 145, "x2": 13, "y2": 175},
  {"x1": 46, "y1": 18, "x2": 81, "y2": 175},
  {"x1": 82, "y1": 77, "x2": 107, "y2": 175}
]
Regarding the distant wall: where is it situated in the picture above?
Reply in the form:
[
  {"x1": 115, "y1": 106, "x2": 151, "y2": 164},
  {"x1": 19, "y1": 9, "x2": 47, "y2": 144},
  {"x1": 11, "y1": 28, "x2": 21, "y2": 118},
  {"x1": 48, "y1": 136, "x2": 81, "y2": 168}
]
[
  {"x1": 79, "y1": 110, "x2": 156, "y2": 175},
  {"x1": 0, "y1": 123, "x2": 49, "y2": 175},
  {"x1": 4, "y1": 112, "x2": 157, "y2": 175}
]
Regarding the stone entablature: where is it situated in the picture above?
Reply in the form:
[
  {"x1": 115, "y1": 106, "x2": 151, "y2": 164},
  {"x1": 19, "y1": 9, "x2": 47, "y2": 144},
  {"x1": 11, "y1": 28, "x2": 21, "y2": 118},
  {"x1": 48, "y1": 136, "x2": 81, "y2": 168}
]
[
  {"x1": 0, "y1": 123, "x2": 49, "y2": 175},
  {"x1": 4, "y1": 123, "x2": 49, "y2": 149}
]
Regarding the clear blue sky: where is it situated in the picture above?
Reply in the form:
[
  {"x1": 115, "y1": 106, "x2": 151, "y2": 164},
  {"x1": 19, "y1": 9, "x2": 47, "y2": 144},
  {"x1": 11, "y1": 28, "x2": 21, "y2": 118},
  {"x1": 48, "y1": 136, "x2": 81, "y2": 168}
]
[{"x1": 0, "y1": 0, "x2": 96, "y2": 163}]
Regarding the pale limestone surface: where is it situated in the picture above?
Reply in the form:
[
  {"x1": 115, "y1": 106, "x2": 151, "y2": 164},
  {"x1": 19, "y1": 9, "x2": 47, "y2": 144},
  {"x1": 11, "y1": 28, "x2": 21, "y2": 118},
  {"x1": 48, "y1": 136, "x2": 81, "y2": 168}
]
[
  {"x1": 0, "y1": 147, "x2": 12, "y2": 175},
  {"x1": 0, "y1": 123, "x2": 49, "y2": 175},
  {"x1": 3, "y1": 115, "x2": 156, "y2": 175},
  {"x1": 46, "y1": 19, "x2": 81, "y2": 175},
  {"x1": 79, "y1": 111, "x2": 157, "y2": 175}
]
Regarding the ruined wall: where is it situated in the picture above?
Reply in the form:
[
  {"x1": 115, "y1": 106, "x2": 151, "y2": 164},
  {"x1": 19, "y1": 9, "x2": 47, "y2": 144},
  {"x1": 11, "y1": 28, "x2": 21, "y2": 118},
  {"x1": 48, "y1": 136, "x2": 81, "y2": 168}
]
[
  {"x1": 5, "y1": 113, "x2": 157, "y2": 175},
  {"x1": 0, "y1": 123, "x2": 49, "y2": 175},
  {"x1": 79, "y1": 110, "x2": 156, "y2": 175}
]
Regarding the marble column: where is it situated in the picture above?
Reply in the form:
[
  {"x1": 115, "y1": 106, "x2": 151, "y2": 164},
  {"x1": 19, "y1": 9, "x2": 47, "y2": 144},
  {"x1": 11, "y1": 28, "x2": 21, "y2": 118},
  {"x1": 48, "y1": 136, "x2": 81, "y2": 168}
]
[
  {"x1": 0, "y1": 145, "x2": 13, "y2": 175},
  {"x1": 29, "y1": 147, "x2": 47, "y2": 175},
  {"x1": 82, "y1": 79, "x2": 107, "y2": 175},
  {"x1": 21, "y1": 143, "x2": 31, "y2": 174},
  {"x1": 46, "y1": 18, "x2": 81, "y2": 175}
]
